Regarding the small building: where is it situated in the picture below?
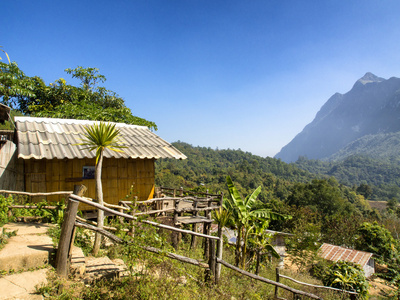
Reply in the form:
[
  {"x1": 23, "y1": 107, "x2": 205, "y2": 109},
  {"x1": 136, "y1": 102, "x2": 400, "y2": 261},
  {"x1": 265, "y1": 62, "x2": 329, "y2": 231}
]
[
  {"x1": 1, "y1": 116, "x2": 186, "y2": 210},
  {"x1": 222, "y1": 227, "x2": 292, "y2": 268},
  {"x1": 318, "y1": 243, "x2": 375, "y2": 278},
  {"x1": 265, "y1": 229, "x2": 293, "y2": 257}
]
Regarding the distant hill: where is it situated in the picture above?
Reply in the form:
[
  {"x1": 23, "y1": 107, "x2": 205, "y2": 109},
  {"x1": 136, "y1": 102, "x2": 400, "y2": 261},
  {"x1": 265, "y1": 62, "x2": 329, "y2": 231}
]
[
  {"x1": 155, "y1": 142, "x2": 317, "y2": 202},
  {"x1": 294, "y1": 155, "x2": 400, "y2": 201},
  {"x1": 328, "y1": 132, "x2": 400, "y2": 162},
  {"x1": 156, "y1": 142, "x2": 400, "y2": 202},
  {"x1": 275, "y1": 73, "x2": 400, "y2": 162}
]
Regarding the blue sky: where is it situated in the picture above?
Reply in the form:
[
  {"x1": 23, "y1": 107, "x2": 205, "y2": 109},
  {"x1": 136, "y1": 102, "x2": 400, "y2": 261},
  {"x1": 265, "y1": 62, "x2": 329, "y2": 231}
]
[{"x1": 3, "y1": 1, "x2": 400, "y2": 157}]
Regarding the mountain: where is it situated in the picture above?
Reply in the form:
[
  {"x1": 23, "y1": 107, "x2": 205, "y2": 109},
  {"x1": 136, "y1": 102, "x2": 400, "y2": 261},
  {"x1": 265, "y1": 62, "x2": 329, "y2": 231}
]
[{"x1": 275, "y1": 73, "x2": 400, "y2": 162}]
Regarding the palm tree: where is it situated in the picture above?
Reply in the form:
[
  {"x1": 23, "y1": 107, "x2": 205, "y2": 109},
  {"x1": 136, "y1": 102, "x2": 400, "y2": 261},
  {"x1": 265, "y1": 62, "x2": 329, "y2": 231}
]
[
  {"x1": 225, "y1": 176, "x2": 287, "y2": 269},
  {"x1": 77, "y1": 122, "x2": 125, "y2": 255}
]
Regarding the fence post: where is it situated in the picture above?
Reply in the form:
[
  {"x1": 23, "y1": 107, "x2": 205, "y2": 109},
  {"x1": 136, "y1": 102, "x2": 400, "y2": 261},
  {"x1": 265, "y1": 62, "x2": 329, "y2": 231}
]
[
  {"x1": 190, "y1": 200, "x2": 199, "y2": 250},
  {"x1": 56, "y1": 185, "x2": 86, "y2": 278},
  {"x1": 275, "y1": 267, "x2": 280, "y2": 299},
  {"x1": 205, "y1": 238, "x2": 216, "y2": 284},
  {"x1": 215, "y1": 192, "x2": 224, "y2": 284},
  {"x1": 173, "y1": 199, "x2": 181, "y2": 249}
]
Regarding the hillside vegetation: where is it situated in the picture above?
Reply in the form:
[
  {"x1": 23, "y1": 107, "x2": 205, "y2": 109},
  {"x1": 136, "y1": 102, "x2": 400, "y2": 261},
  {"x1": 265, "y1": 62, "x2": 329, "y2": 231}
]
[
  {"x1": 156, "y1": 141, "x2": 317, "y2": 202},
  {"x1": 295, "y1": 155, "x2": 400, "y2": 202}
]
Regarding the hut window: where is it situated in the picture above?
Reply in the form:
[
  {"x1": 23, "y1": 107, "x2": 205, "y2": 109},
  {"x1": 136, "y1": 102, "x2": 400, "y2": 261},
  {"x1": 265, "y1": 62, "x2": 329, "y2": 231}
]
[{"x1": 83, "y1": 166, "x2": 95, "y2": 179}]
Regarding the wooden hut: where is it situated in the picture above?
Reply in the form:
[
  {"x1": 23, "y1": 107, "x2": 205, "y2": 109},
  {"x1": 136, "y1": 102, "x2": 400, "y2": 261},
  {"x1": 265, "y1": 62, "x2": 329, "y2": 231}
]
[{"x1": 3, "y1": 117, "x2": 186, "y2": 210}]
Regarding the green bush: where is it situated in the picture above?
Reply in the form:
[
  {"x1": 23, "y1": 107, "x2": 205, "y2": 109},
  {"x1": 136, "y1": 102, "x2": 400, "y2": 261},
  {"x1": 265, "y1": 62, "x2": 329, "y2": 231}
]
[
  {"x1": 0, "y1": 195, "x2": 14, "y2": 226},
  {"x1": 320, "y1": 261, "x2": 369, "y2": 299}
]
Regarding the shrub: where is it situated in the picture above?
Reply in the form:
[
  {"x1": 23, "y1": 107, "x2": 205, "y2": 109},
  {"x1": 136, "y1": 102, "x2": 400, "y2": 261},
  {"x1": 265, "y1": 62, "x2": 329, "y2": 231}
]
[
  {"x1": 320, "y1": 261, "x2": 368, "y2": 299},
  {"x1": 0, "y1": 195, "x2": 14, "y2": 226}
]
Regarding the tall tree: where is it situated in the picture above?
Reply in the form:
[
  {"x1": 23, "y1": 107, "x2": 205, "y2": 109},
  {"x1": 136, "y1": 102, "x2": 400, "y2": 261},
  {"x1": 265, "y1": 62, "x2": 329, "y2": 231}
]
[
  {"x1": 0, "y1": 62, "x2": 35, "y2": 108},
  {"x1": 0, "y1": 63, "x2": 157, "y2": 130},
  {"x1": 77, "y1": 122, "x2": 125, "y2": 255}
]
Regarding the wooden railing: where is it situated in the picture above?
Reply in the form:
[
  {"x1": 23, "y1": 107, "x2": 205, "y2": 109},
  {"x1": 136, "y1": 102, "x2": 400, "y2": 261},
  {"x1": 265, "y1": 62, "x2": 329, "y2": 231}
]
[{"x1": 1, "y1": 187, "x2": 358, "y2": 299}]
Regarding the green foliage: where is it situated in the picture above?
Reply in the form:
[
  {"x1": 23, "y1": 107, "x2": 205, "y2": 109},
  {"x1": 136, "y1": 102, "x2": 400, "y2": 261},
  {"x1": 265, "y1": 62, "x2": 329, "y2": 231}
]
[
  {"x1": 355, "y1": 222, "x2": 398, "y2": 261},
  {"x1": 77, "y1": 122, "x2": 126, "y2": 164},
  {"x1": 156, "y1": 142, "x2": 316, "y2": 202},
  {"x1": 0, "y1": 228, "x2": 16, "y2": 251},
  {"x1": 0, "y1": 62, "x2": 35, "y2": 106},
  {"x1": 286, "y1": 178, "x2": 359, "y2": 216},
  {"x1": 224, "y1": 176, "x2": 287, "y2": 269},
  {"x1": 284, "y1": 207, "x2": 323, "y2": 272},
  {"x1": 65, "y1": 66, "x2": 106, "y2": 91},
  {"x1": 295, "y1": 154, "x2": 400, "y2": 202},
  {"x1": 0, "y1": 195, "x2": 14, "y2": 226},
  {"x1": 0, "y1": 62, "x2": 157, "y2": 130},
  {"x1": 319, "y1": 261, "x2": 369, "y2": 299}
]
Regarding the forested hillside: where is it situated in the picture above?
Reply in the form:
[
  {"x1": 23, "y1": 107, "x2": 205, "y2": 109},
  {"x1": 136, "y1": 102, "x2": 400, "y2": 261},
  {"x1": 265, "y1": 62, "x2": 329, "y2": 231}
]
[
  {"x1": 295, "y1": 155, "x2": 400, "y2": 202},
  {"x1": 155, "y1": 142, "x2": 318, "y2": 202}
]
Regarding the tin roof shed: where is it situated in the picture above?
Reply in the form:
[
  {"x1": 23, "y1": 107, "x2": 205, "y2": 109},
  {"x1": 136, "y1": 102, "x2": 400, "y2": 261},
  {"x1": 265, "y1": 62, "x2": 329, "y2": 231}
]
[
  {"x1": 15, "y1": 117, "x2": 186, "y2": 160},
  {"x1": 318, "y1": 243, "x2": 375, "y2": 277}
]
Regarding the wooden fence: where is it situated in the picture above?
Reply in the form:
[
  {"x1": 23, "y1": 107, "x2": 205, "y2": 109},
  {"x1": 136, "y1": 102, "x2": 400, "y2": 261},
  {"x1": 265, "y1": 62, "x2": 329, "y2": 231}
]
[{"x1": 0, "y1": 187, "x2": 359, "y2": 299}]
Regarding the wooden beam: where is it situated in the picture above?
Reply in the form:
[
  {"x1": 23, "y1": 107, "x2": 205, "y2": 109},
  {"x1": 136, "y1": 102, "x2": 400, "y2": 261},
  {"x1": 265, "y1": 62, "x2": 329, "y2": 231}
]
[
  {"x1": 75, "y1": 221, "x2": 209, "y2": 269},
  {"x1": 279, "y1": 273, "x2": 358, "y2": 295},
  {"x1": 69, "y1": 194, "x2": 220, "y2": 240},
  {"x1": 0, "y1": 190, "x2": 73, "y2": 196}
]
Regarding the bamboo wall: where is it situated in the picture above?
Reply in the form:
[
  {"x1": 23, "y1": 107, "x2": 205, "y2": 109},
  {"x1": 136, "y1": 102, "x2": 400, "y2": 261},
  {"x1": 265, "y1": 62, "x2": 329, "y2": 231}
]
[
  {"x1": 23, "y1": 158, "x2": 155, "y2": 210},
  {"x1": 0, "y1": 141, "x2": 24, "y2": 191}
]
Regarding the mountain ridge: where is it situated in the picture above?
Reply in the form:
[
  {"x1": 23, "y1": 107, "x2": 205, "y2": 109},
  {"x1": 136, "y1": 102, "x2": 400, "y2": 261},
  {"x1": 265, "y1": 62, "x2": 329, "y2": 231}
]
[{"x1": 275, "y1": 73, "x2": 400, "y2": 162}]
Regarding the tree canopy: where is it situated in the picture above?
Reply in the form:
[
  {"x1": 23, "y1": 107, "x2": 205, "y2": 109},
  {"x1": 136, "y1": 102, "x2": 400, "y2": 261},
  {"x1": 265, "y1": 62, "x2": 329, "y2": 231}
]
[{"x1": 0, "y1": 62, "x2": 157, "y2": 130}]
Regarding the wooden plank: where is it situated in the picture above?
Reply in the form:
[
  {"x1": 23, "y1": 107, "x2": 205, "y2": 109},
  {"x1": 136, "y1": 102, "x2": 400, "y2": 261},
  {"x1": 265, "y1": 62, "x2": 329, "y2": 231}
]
[{"x1": 177, "y1": 216, "x2": 214, "y2": 225}]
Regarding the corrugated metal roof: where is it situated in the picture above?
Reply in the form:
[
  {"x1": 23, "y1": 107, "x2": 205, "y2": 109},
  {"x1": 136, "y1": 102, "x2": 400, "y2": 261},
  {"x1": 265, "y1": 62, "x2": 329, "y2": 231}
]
[
  {"x1": 318, "y1": 243, "x2": 373, "y2": 267},
  {"x1": 15, "y1": 117, "x2": 187, "y2": 160}
]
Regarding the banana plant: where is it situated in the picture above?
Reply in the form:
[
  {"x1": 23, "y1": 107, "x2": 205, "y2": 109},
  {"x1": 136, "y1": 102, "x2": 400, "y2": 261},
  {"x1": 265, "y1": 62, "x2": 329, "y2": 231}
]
[
  {"x1": 249, "y1": 219, "x2": 280, "y2": 274},
  {"x1": 224, "y1": 176, "x2": 287, "y2": 269}
]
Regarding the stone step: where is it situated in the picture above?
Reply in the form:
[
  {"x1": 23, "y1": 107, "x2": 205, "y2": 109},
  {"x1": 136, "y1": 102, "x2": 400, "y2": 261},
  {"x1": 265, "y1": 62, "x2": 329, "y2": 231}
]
[
  {"x1": 0, "y1": 223, "x2": 55, "y2": 272},
  {"x1": 0, "y1": 268, "x2": 48, "y2": 300},
  {"x1": 82, "y1": 256, "x2": 129, "y2": 283}
]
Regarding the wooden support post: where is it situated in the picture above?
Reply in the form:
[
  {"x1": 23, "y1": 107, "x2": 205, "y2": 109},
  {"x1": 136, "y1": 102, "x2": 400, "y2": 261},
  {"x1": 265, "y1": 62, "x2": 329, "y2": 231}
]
[
  {"x1": 173, "y1": 199, "x2": 181, "y2": 249},
  {"x1": 56, "y1": 199, "x2": 79, "y2": 277},
  {"x1": 203, "y1": 223, "x2": 209, "y2": 260},
  {"x1": 203, "y1": 196, "x2": 213, "y2": 259},
  {"x1": 190, "y1": 201, "x2": 199, "y2": 250},
  {"x1": 179, "y1": 187, "x2": 183, "y2": 197},
  {"x1": 173, "y1": 199, "x2": 180, "y2": 225},
  {"x1": 275, "y1": 267, "x2": 280, "y2": 299},
  {"x1": 215, "y1": 192, "x2": 223, "y2": 284},
  {"x1": 56, "y1": 185, "x2": 86, "y2": 278},
  {"x1": 205, "y1": 238, "x2": 216, "y2": 283}
]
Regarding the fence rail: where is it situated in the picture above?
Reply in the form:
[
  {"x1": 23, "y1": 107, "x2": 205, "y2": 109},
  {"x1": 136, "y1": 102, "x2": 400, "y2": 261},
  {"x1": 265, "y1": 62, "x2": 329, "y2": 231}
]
[
  {"x1": 0, "y1": 190, "x2": 73, "y2": 196},
  {"x1": 2, "y1": 187, "x2": 358, "y2": 299},
  {"x1": 276, "y1": 268, "x2": 358, "y2": 298}
]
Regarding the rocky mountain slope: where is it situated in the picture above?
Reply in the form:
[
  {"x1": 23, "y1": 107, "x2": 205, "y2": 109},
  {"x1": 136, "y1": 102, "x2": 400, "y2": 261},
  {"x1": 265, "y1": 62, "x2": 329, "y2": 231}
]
[{"x1": 275, "y1": 73, "x2": 400, "y2": 162}]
